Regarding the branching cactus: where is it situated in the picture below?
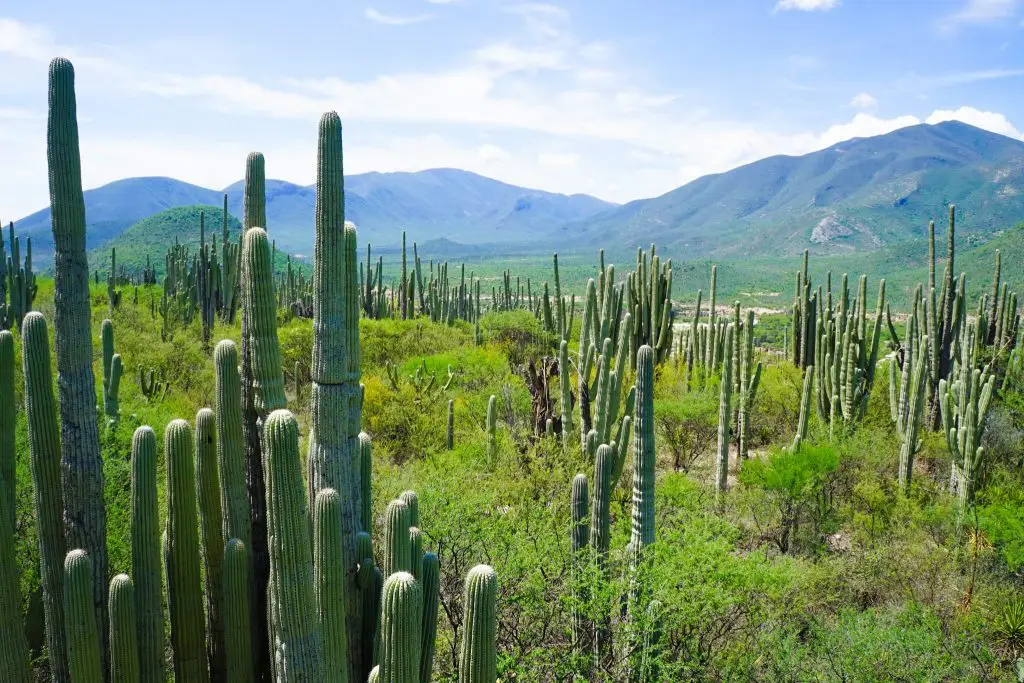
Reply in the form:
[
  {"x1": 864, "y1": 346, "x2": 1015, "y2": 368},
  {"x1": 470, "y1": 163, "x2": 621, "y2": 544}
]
[
  {"x1": 459, "y1": 565, "x2": 498, "y2": 683},
  {"x1": 130, "y1": 426, "x2": 165, "y2": 683},
  {"x1": 165, "y1": 418, "x2": 210, "y2": 682},
  {"x1": 378, "y1": 572, "x2": 422, "y2": 683},
  {"x1": 196, "y1": 408, "x2": 226, "y2": 681},
  {"x1": 419, "y1": 552, "x2": 440, "y2": 683},
  {"x1": 223, "y1": 539, "x2": 254, "y2": 682},
  {"x1": 265, "y1": 409, "x2": 324, "y2": 680},
  {"x1": 108, "y1": 574, "x2": 140, "y2": 683},
  {"x1": 48, "y1": 57, "x2": 109, "y2": 655},
  {"x1": 21, "y1": 312, "x2": 69, "y2": 682},
  {"x1": 63, "y1": 550, "x2": 104, "y2": 683},
  {"x1": 716, "y1": 325, "x2": 735, "y2": 495},
  {"x1": 314, "y1": 488, "x2": 350, "y2": 683},
  {"x1": 383, "y1": 499, "x2": 413, "y2": 578}
]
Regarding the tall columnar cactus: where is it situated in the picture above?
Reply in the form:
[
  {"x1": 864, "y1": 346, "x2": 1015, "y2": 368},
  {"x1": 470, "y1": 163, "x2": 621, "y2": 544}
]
[
  {"x1": 307, "y1": 112, "x2": 364, "y2": 680},
  {"x1": 265, "y1": 409, "x2": 324, "y2": 680},
  {"x1": 419, "y1": 552, "x2": 440, "y2": 683},
  {"x1": 447, "y1": 399, "x2": 455, "y2": 450},
  {"x1": 890, "y1": 290, "x2": 929, "y2": 492},
  {"x1": 130, "y1": 426, "x2": 165, "y2": 683},
  {"x1": 486, "y1": 395, "x2": 497, "y2": 464},
  {"x1": 0, "y1": 330, "x2": 14, "y2": 533},
  {"x1": 716, "y1": 325, "x2": 735, "y2": 495},
  {"x1": 378, "y1": 572, "x2": 422, "y2": 683},
  {"x1": 108, "y1": 574, "x2": 140, "y2": 683},
  {"x1": 64, "y1": 550, "x2": 104, "y2": 683},
  {"x1": 627, "y1": 245, "x2": 674, "y2": 364},
  {"x1": 631, "y1": 346, "x2": 656, "y2": 556},
  {"x1": 400, "y1": 490, "x2": 420, "y2": 528},
  {"x1": 408, "y1": 527, "x2": 424, "y2": 581},
  {"x1": 383, "y1": 499, "x2": 413, "y2": 578},
  {"x1": 792, "y1": 367, "x2": 813, "y2": 451},
  {"x1": 558, "y1": 340, "x2": 573, "y2": 443},
  {"x1": 570, "y1": 474, "x2": 590, "y2": 656},
  {"x1": 737, "y1": 311, "x2": 762, "y2": 461},
  {"x1": 214, "y1": 340, "x2": 250, "y2": 545},
  {"x1": 165, "y1": 418, "x2": 211, "y2": 683},
  {"x1": 360, "y1": 432, "x2": 373, "y2": 533},
  {"x1": 47, "y1": 56, "x2": 109, "y2": 655},
  {"x1": 196, "y1": 408, "x2": 227, "y2": 681},
  {"x1": 21, "y1": 312, "x2": 69, "y2": 683},
  {"x1": 0, "y1": 454, "x2": 30, "y2": 683},
  {"x1": 459, "y1": 565, "x2": 498, "y2": 683},
  {"x1": 314, "y1": 488, "x2": 350, "y2": 683},
  {"x1": 243, "y1": 228, "x2": 287, "y2": 415},
  {"x1": 223, "y1": 539, "x2": 254, "y2": 682}
]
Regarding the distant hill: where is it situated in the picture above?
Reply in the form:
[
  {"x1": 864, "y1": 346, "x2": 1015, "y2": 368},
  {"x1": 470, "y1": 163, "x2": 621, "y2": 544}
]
[
  {"x1": 16, "y1": 168, "x2": 616, "y2": 268},
  {"x1": 567, "y1": 121, "x2": 1024, "y2": 258}
]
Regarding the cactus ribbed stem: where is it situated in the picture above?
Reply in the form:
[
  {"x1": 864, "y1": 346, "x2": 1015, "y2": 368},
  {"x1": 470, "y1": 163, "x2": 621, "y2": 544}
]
[
  {"x1": 108, "y1": 574, "x2": 140, "y2": 683},
  {"x1": 165, "y1": 418, "x2": 211, "y2": 682},
  {"x1": 0, "y1": 433, "x2": 30, "y2": 683},
  {"x1": 378, "y1": 572, "x2": 422, "y2": 683},
  {"x1": 196, "y1": 408, "x2": 226, "y2": 682},
  {"x1": 214, "y1": 340, "x2": 251, "y2": 545},
  {"x1": 223, "y1": 539, "x2": 254, "y2": 682},
  {"x1": 64, "y1": 550, "x2": 103, "y2": 683},
  {"x1": 716, "y1": 325, "x2": 735, "y2": 495},
  {"x1": 130, "y1": 426, "x2": 165, "y2": 683},
  {"x1": 559, "y1": 340, "x2": 573, "y2": 442},
  {"x1": 570, "y1": 474, "x2": 590, "y2": 657},
  {"x1": 22, "y1": 312, "x2": 69, "y2": 683},
  {"x1": 458, "y1": 565, "x2": 497, "y2": 683},
  {"x1": 631, "y1": 346, "x2": 655, "y2": 554},
  {"x1": 383, "y1": 499, "x2": 412, "y2": 578},
  {"x1": 0, "y1": 331, "x2": 14, "y2": 534},
  {"x1": 793, "y1": 367, "x2": 813, "y2": 451},
  {"x1": 243, "y1": 228, "x2": 287, "y2": 415},
  {"x1": 48, "y1": 57, "x2": 108, "y2": 661},
  {"x1": 419, "y1": 552, "x2": 439, "y2": 683},
  {"x1": 314, "y1": 488, "x2": 350, "y2": 683},
  {"x1": 359, "y1": 432, "x2": 372, "y2": 533},
  {"x1": 265, "y1": 409, "x2": 323, "y2": 680}
]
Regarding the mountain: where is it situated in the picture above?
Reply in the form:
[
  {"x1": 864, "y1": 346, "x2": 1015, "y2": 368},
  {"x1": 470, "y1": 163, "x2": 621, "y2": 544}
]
[
  {"x1": 567, "y1": 121, "x2": 1024, "y2": 258},
  {"x1": 15, "y1": 168, "x2": 616, "y2": 267}
]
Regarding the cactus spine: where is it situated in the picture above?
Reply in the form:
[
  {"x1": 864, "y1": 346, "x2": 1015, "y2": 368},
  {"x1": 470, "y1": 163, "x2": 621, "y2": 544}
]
[
  {"x1": 458, "y1": 565, "x2": 498, "y2": 683},
  {"x1": 419, "y1": 552, "x2": 440, "y2": 683},
  {"x1": 48, "y1": 56, "x2": 109, "y2": 657},
  {"x1": 108, "y1": 574, "x2": 140, "y2": 683},
  {"x1": 64, "y1": 550, "x2": 104, "y2": 683},
  {"x1": 223, "y1": 539, "x2": 254, "y2": 682},
  {"x1": 307, "y1": 112, "x2": 365, "y2": 680},
  {"x1": 716, "y1": 325, "x2": 735, "y2": 494},
  {"x1": 130, "y1": 426, "x2": 165, "y2": 683},
  {"x1": 21, "y1": 312, "x2": 69, "y2": 683},
  {"x1": 165, "y1": 418, "x2": 211, "y2": 682},
  {"x1": 314, "y1": 488, "x2": 350, "y2": 683},
  {"x1": 265, "y1": 409, "x2": 323, "y2": 680},
  {"x1": 196, "y1": 408, "x2": 227, "y2": 681},
  {"x1": 378, "y1": 572, "x2": 422, "y2": 683}
]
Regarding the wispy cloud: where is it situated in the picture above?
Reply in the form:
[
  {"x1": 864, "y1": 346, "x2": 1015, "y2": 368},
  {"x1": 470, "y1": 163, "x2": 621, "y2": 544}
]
[
  {"x1": 939, "y1": 0, "x2": 1019, "y2": 31},
  {"x1": 364, "y1": 8, "x2": 433, "y2": 25},
  {"x1": 906, "y1": 67, "x2": 1024, "y2": 89},
  {"x1": 849, "y1": 92, "x2": 878, "y2": 111},
  {"x1": 775, "y1": 0, "x2": 839, "y2": 12}
]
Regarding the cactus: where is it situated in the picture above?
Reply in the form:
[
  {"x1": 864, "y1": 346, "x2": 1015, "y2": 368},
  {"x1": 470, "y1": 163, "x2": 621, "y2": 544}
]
[
  {"x1": 196, "y1": 408, "x2": 227, "y2": 681},
  {"x1": 378, "y1": 572, "x2": 422, "y2": 683},
  {"x1": 737, "y1": 311, "x2": 762, "y2": 460},
  {"x1": 130, "y1": 426, "x2": 165, "y2": 683},
  {"x1": 0, "y1": 330, "x2": 14, "y2": 533},
  {"x1": 627, "y1": 245, "x2": 674, "y2": 364},
  {"x1": 890, "y1": 290, "x2": 929, "y2": 492},
  {"x1": 409, "y1": 527, "x2": 424, "y2": 581},
  {"x1": 48, "y1": 57, "x2": 109, "y2": 655},
  {"x1": 214, "y1": 340, "x2": 250, "y2": 545},
  {"x1": 383, "y1": 499, "x2": 412, "y2": 578},
  {"x1": 21, "y1": 312, "x2": 69, "y2": 683},
  {"x1": 558, "y1": 340, "x2": 573, "y2": 444},
  {"x1": 165, "y1": 418, "x2": 211, "y2": 682},
  {"x1": 0, "y1": 448, "x2": 30, "y2": 683},
  {"x1": 314, "y1": 488, "x2": 350, "y2": 683},
  {"x1": 792, "y1": 367, "x2": 813, "y2": 451},
  {"x1": 108, "y1": 574, "x2": 140, "y2": 683},
  {"x1": 243, "y1": 228, "x2": 287, "y2": 414},
  {"x1": 223, "y1": 539, "x2": 254, "y2": 682},
  {"x1": 631, "y1": 346, "x2": 656, "y2": 558},
  {"x1": 64, "y1": 550, "x2": 104, "y2": 683},
  {"x1": 307, "y1": 112, "x2": 365, "y2": 680},
  {"x1": 419, "y1": 552, "x2": 439, "y2": 683},
  {"x1": 447, "y1": 399, "x2": 455, "y2": 449},
  {"x1": 715, "y1": 325, "x2": 735, "y2": 495},
  {"x1": 486, "y1": 395, "x2": 497, "y2": 464},
  {"x1": 458, "y1": 565, "x2": 498, "y2": 683},
  {"x1": 360, "y1": 432, "x2": 373, "y2": 532},
  {"x1": 570, "y1": 474, "x2": 590, "y2": 656},
  {"x1": 265, "y1": 409, "x2": 323, "y2": 680}
]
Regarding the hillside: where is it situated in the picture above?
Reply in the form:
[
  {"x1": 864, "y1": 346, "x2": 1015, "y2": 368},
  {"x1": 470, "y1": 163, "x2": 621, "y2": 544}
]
[
  {"x1": 568, "y1": 121, "x2": 1024, "y2": 258},
  {"x1": 16, "y1": 168, "x2": 616, "y2": 268}
]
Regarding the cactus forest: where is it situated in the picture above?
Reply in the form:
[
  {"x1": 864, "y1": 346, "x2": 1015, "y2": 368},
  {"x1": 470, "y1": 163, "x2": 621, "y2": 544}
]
[{"x1": 3, "y1": 56, "x2": 1024, "y2": 683}]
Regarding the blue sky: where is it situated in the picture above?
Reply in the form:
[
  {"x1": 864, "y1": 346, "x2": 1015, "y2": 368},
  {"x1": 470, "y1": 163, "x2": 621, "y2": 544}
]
[{"x1": 2, "y1": 0, "x2": 1024, "y2": 218}]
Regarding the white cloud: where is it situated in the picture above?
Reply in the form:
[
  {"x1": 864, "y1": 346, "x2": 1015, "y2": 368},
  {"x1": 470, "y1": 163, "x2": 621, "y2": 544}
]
[
  {"x1": 939, "y1": 0, "x2": 1019, "y2": 30},
  {"x1": 849, "y1": 92, "x2": 878, "y2": 111},
  {"x1": 538, "y1": 152, "x2": 579, "y2": 167},
  {"x1": 364, "y1": 8, "x2": 434, "y2": 25},
  {"x1": 926, "y1": 106, "x2": 1023, "y2": 138},
  {"x1": 775, "y1": 0, "x2": 839, "y2": 12},
  {"x1": 477, "y1": 144, "x2": 509, "y2": 162}
]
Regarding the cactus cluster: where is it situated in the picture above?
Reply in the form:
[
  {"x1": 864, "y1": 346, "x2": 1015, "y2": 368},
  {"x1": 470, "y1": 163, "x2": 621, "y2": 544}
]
[
  {"x1": 889, "y1": 287, "x2": 929, "y2": 491},
  {"x1": 627, "y1": 245, "x2": 674, "y2": 364},
  {"x1": 0, "y1": 221, "x2": 38, "y2": 331}
]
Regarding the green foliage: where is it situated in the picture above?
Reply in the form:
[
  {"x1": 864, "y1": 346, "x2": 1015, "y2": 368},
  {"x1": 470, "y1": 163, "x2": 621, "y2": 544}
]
[{"x1": 977, "y1": 484, "x2": 1024, "y2": 572}]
